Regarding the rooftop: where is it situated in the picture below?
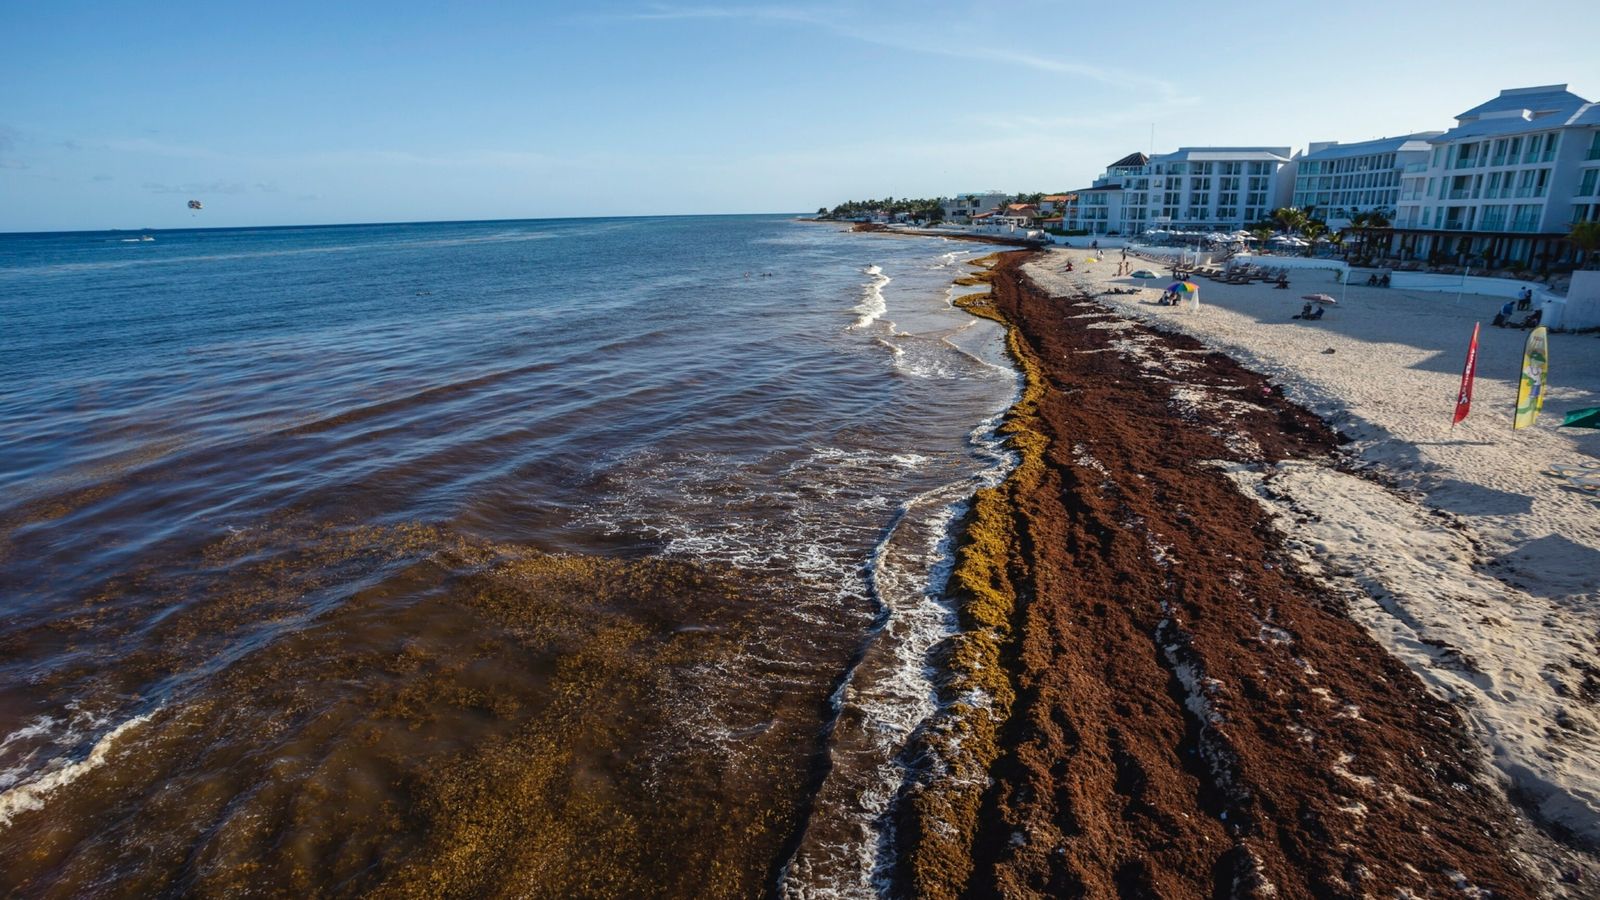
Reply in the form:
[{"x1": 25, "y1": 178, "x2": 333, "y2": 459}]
[
  {"x1": 1456, "y1": 84, "x2": 1589, "y2": 123},
  {"x1": 1433, "y1": 100, "x2": 1600, "y2": 143},
  {"x1": 1301, "y1": 132, "x2": 1444, "y2": 160},
  {"x1": 1107, "y1": 151, "x2": 1149, "y2": 169},
  {"x1": 1154, "y1": 147, "x2": 1293, "y2": 163}
]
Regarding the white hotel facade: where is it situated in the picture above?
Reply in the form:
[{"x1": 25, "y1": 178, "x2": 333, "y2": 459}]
[
  {"x1": 1048, "y1": 82, "x2": 1597, "y2": 269},
  {"x1": 1062, "y1": 148, "x2": 1297, "y2": 235},
  {"x1": 1384, "y1": 85, "x2": 1600, "y2": 268},
  {"x1": 1291, "y1": 133, "x2": 1440, "y2": 228}
]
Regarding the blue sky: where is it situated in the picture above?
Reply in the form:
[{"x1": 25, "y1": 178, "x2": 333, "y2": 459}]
[{"x1": 2, "y1": 0, "x2": 1595, "y2": 231}]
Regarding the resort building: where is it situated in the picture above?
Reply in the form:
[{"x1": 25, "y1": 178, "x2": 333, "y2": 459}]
[
  {"x1": 1145, "y1": 148, "x2": 1296, "y2": 232},
  {"x1": 1385, "y1": 85, "x2": 1600, "y2": 268},
  {"x1": 1058, "y1": 152, "x2": 1144, "y2": 235},
  {"x1": 1291, "y1": 133, "x2": 1442, "y2": 227},
  {"x1": 940, "y1": 192, "x2": 1010, "y2": 224},
  {"x1": 1038, "y1": 194, "x2": 1074, "y2": 215},
  {"x1": 997, "y1": 203, "x2": 1042, "y2": 228},
  {"x1": 1062, "y1": 149, "x2": 1295, "y2": 235}
]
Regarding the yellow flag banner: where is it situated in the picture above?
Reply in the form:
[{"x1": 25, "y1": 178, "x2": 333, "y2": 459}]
[{"x1": 1513, "y1": 326, "x2": 1549, "y2": 430}]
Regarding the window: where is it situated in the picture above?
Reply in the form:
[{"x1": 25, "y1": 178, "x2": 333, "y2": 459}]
[
  {"x1": 1580, "y1": 168, "x2": 1599, "y2": 196},
  {"x1": 1523, "y1": 135, "x2": 1542, "y2": 164}
]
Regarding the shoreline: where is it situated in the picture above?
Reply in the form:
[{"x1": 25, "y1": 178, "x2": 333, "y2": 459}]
[{"x1": 898, "y1": 249, "x2": 1568, "y2": 895}]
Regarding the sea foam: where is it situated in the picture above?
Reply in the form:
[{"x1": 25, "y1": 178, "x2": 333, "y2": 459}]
[{"x1": 851, "y1": 265, "x2": 891, "y2": 329}]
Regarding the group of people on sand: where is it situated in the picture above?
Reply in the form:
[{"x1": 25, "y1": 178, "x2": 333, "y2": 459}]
[
  {"x1": 1293, "y1": 302, "x2": 1326, "y2": 320},
  {"x1": 1493, "y1": 289, "x2": 1543, "y2": 329}
]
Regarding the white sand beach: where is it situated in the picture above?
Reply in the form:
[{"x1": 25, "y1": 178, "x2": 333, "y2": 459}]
[{"x1": 1026, "y1": 250, "x2": 1600, "y2": 856}]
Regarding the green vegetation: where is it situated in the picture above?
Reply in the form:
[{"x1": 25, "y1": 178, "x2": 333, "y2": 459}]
[
  {"x1": 1345, "y1": 209, "x2": 1393, "y2": 261},
  {"x1": 1570, "y1": 220, "x2": 1600, "y2": 269},
  {"x1": 818, "y1": 197, "x2": 944, "y2": 223}
]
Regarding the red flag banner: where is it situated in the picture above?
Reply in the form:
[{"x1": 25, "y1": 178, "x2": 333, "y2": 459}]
[{"x1": 1453, "y1": 322, "x2": 1480, "y2": 426}]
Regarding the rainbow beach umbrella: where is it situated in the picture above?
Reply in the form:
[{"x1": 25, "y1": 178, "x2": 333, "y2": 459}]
[{"x1": 1168, "y1": 281, "x2": 1199, "y2": 293}]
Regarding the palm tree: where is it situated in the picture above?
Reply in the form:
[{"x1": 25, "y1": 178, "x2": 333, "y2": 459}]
[
  {"x1": 1300, "y1": 220, "x2": 1329, "y2": 257},
  {"x1": 1272, "y1": 206, "x2": 1308, "y2": 236},
  {"x1": 1569, "y1": 220, "x2": 1600, "y2": 269},
  {"x1": 1248, "y1": 225, "x2": 1274, "y2": 248},
  {"x1": 1348, "y1": 210, "x2": 1387, "y2": 261}
]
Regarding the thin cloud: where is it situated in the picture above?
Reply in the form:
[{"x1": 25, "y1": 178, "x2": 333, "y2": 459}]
[
  {"x1": 615, "y1": 3, "x2": 823, "y2": 23},
  {"x1": 614, "y1": 3, "x2": 1181, "y2": 98},
  {"x1": 296, "y1": 148, "x2": 561, "y2": 169},
  {"x1": 108, "y1": 137, "x2": 223, "y2": 160},
  {"x1": 143, "y1": 181, "x2": 247, "y2": 195},
  {"x1": 0, "y1": 124, "x2": 23, "y2": 169}
]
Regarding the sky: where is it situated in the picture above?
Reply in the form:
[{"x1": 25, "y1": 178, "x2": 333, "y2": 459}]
[{"x1": 2, "y1": 0, "x2": 1596, "y2": 232}]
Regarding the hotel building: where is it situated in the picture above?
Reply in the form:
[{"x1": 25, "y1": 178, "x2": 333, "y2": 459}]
[
  {"x1": 939, "y1": 192, "x2": 1011, "y2": 224},
  {"x1": 1063, "y1": 149, "x2": 1296, "y2": 235},
  {"x1": 1291, "y1": 133, "x2": 1441, "y2": 228},
  {"x1": 1387, "y1": 85, "x2": 1600, "y2": 268}
]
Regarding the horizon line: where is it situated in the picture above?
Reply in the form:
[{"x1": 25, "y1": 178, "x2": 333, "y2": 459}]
[{"x1": 0, "y1": 210, "x2": 813, "y2": 238}]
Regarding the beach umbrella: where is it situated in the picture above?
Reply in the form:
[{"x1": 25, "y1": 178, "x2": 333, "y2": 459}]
[
  {"x1": 1560, "y1": 407, "x2": 1600, "y2": 429},
  {"x1": 1302, "y1": 293, "x2": 1337, "y2": 305},
  {"x1": 1130, "y1": 269, "x2": 1159, "y2": 279},
  {"x1": 1168, "y1": 281, "x2": 1199, "y2": 294}
]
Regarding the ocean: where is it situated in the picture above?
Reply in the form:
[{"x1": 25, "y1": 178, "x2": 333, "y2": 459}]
[{"x1": 0, "y1": 215, "x2": 1016, "y2": 896}]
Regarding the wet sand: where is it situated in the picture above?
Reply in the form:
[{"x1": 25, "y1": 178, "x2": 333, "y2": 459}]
[{"x1": 901, "y1": 251, "x2": 1544, "y2": 897}]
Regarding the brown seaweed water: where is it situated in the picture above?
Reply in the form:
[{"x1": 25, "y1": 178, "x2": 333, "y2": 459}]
[{"x1": 0, "y1": 218, "x2": 1018, "y2": 896}]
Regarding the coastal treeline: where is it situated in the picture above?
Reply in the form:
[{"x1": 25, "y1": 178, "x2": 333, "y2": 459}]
[{"x1": 817, "y1": 197, "x2": 945, "y2": 222}]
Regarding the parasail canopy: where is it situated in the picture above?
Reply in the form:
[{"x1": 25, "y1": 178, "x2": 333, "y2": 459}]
[{"x1": 188, "y1": 200, "x2": 203, "y2": 210}]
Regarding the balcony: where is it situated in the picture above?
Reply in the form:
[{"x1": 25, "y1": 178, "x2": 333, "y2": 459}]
[
  {"x1": 1490, "y1": 155, "x2": 1508, "y2": 166},
  {"x1": 1403, "y1": 162, "x2": 1428, "y2": 173},
  {"x1": 1447, "y1": 189, "x2": 1474, "y2": 200},
  {"x1": 1453, "y1": 158, "x2": 1479, "y2": 169},
  {"x1": 1398, "y1": 191, "x2": 1423, "y2": 202}
]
